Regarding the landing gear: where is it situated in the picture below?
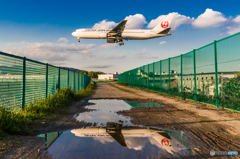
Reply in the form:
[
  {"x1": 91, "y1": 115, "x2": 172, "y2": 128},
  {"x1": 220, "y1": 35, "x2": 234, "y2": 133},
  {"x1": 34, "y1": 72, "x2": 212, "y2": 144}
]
[
  {"x1": 115, "y1": 37, "x2": 124, "y2": 46},
  {"x1": 119, "y1": 42, "x2": 124, "y2": 46},
  {"x1": 117, "y1": 39, "x2": 124, "y2": 46},
  {"x1": 78, "y1": 38, "x2": 80, "y2": 43}
]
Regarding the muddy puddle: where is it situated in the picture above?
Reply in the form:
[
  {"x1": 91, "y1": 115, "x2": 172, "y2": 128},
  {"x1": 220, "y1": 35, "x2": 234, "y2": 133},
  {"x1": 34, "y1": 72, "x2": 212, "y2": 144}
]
[{"x1": 37, "y1": 100, "x2": 194, "y2": 159}]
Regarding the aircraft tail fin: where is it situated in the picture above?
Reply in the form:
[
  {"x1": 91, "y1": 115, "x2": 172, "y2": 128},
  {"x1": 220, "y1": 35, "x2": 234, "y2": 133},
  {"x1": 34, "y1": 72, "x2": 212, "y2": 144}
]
[{"x1": 152, "y1": 13, "x2": 175, "y2": 32}]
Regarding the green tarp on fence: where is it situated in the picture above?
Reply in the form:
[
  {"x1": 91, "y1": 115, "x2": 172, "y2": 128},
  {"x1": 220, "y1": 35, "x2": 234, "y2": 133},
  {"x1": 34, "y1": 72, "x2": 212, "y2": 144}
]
[{"x1": 0, "y1": 52, "x2": 91, "y2": 111}]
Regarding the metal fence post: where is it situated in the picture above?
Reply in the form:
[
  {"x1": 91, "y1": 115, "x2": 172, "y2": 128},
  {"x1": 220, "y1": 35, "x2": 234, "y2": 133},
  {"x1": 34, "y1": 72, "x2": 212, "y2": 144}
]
[
  {"x1": 83, "y1": 75, "x2": 85, "y2": 89},
  {"x1": 46, "y1": 63, "x2": 48, "y2": 98},
  {"x1": 74, "y1": 71, "x2": 75, "y2": 92},
  {"x1": 78, "y1": 73, "x2": 80, "y2": 92},
  {"x1": 58, "y1": 67, "x2": 60, "y2": 92},
  {"x1": 160, "y1": 61, "x2": 162, "y2": 93},
  {"x1": 168, "y1": 58, "x2": 171, "y2": 95},
  {"x1": 193, "y1": 50, "x2": 197, "y2": 102},
  {"x1": 22, "y1": 57, "x2": 26, "y2": 109},
  {"x1": 148, "y1": 64, "x2": 149, "y2": 90},
  {"x1": 214, "y1": 40, "x2": 219, "y2": 108},
  {"x1": 153, "y1": 62, "x2": 155, "y2": 91},
  {"x1": 68, "y1": 69, "x2": 69, "y2": 88},
  {"x1": 181, "y1": 54, "x2": 183, "y2": 99}
]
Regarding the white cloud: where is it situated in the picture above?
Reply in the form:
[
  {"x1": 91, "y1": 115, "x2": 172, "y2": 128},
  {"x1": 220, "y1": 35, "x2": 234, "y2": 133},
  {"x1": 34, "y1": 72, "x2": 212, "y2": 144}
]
[
  {"x1": 136, "y1": 48, "x2": 147, "y2": 55},
  {"x1": 86, "y1": 65, "x2": 112, "y2": 68},
  {"x1": 233, "y1": 15, "x2": 240, "y2": 23},
  {"x1": 227, "y1": 27, "x2": 240, "y2": 35},
  {"x1": 147, "y1": 12, "x2": 194, "y2": 31},
  {"x1": 2, "y1": 40, "x2": 97, "y2": 64},
  {"x1": 57, "y1": 38, "x2": 69, "y2": 43},
  {"x1": 124, "y1": 14, "x2": 147, "y2": 29},
  {"x1": 192, "y1": 8, "x2": 227, "y2": 29},
  {"x1": 93, "y1": 137, "x2": 115, "y2": 144},
  {"x1": 226, "y1": 15, "x2": 240, "y2": 35},
  {"x1": 107, "y1": 54, "x2": 125, "y2": 59},
  {"x1": 99, "y1": 43, "x2": 117, "y2": 49},
  {"x1": 92, "y1": 20, "x2": 117, "y2": 29},
  {"x1": 159, "y1": 41, "x2": 166, "y2": 45},
  {"x1": 92, "y1": 14, "x2": 147, "y2": 30},
  {"x1": 135, "y1": 49, "x2": 158, "y2": 59},
  {"x1": 125, "y1": 137, "x2": 147, "y2": 150}
]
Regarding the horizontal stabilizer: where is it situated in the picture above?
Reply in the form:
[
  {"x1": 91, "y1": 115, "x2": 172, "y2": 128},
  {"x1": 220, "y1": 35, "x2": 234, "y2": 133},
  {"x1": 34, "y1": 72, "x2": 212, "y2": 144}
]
[{"x1": 158, "y1": 28, "x2": 171, "y2": 34}]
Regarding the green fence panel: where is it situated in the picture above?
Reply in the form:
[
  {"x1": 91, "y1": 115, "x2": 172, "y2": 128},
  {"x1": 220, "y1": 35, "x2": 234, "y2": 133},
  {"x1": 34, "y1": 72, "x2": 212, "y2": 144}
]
[
  {"x1": 80, "y1": 73, "x2": 84, "y2": 90},
  {"x1": 117, "y1": 32, "x2": 240, "y2": 112},
  {"x1": 182, "y1": 52, "x2": 194, "y2": 100},
  {"x1": 60, "y1": 69, "x2": 68, "y2": 89},
  {"x1": 217, "y1": 33, "x2": 240, "y2": 111},
  {"x1": 134, "y1": 68, "x2": 138, "y2": 87},
  {"x1": 69, "y1": 71, "x2": 74, "y2": 90},
  {"x1": 136, "y1": 67, "x2": 140, "y2": 88},
  {"x1": 140, "y1": 66, "x2": 144, "y2": 88},
  {"x1": 170, "y1": 56, "x2": 181, "y2": 97},
  {"x1": 143, "y1": 65, "x2": 148, "y2": 89},
  {"x1": 25, "y1": 60, "x2": 46, "y2": 106},
  {"x1": 0, "y1": 53, "x2": 23, "y2": 111},
  {"x1": 149, "y1": 63, "x2": 153, "y2": 91},
  {"x1": 74, "y1": 72, "x2": 78, "y2": 92},
  {"x1": 195, "y1": 43, "x2": 216, "y2": 104},
  {"x1": 154, "y1": 61, "x2": 160, "y2": 91},
  {"x1": 161, "y1": 59, "x2": 169, "y2": 94},
  {"x1": 86, "y1": 75, "x2": 90, "y2": 87},
  {"x1": 48, "y1": 66, "x2": 59, "y2": 97},
  {"x1": 0, "y1": 52, "x2": 91, "y2": 112}
]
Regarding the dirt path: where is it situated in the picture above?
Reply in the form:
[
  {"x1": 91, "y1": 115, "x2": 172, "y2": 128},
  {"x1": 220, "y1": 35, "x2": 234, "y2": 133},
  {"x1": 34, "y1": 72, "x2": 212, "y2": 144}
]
[
  {"x1": 2, "y1": 82, "x2": 240, "y2": 159},
  {"x1": 106, "y1": 83, "x2": 240, "y2": 158}
]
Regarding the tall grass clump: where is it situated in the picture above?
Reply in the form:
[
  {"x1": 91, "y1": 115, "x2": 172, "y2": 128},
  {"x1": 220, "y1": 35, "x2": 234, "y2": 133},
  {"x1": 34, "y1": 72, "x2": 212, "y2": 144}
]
[{"x1": 0, "y1": 81, "x2": 96, "y2": 136}]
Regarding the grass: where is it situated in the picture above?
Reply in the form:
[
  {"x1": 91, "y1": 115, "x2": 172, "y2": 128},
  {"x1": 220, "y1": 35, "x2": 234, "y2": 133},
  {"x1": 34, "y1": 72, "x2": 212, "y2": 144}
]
[{"x1": 0, "y1": 81, "x2": 96, "y2": 136}]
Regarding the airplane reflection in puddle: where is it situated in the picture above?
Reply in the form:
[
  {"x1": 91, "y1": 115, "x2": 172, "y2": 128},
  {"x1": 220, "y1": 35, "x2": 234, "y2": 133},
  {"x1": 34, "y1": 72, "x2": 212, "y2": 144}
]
[{"x1": 71, "y1": 122, "x2": 192, "y2": 155}]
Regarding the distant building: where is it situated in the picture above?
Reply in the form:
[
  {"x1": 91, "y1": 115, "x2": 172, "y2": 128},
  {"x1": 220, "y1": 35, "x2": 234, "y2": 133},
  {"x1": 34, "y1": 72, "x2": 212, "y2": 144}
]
[{"x1": 98, "y1": 73, "x2": 118, "y2": 80}]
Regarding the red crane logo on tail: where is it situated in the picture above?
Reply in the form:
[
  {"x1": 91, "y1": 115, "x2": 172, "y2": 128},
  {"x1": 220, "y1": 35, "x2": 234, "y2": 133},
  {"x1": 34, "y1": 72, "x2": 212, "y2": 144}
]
[
  {"x1": 161, "y1": 21, "x2": 169, "y2": 29},
  {"x1": 161, "y1": 138, "x2": 170, "y2": 146}
]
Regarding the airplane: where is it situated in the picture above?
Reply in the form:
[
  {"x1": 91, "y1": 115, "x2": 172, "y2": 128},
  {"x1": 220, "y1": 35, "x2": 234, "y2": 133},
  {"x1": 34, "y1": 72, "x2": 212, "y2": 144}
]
[{"x1": 72, "y1": 13, "x2": 175, "y2": 46}]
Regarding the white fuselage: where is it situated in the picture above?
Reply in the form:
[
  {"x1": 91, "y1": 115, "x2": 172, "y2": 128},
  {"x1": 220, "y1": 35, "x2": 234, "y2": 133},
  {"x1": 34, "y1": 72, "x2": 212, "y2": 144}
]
[
  {"x1": 71, "y1": 127, "x2": 174, "y2": 153},
  {"x1": 72, "y1": 29, "x2": 168, "y2": 40}
]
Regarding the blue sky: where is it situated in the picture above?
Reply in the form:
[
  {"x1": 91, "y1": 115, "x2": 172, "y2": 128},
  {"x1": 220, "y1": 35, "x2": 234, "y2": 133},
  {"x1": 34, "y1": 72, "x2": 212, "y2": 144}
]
[{"x1": 0, "y1": 0, "x2": 240, "y2": 73}]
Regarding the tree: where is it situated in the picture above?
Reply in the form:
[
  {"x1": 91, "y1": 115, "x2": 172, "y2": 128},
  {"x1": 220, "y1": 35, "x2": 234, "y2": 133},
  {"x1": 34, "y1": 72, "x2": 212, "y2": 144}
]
[
  {"x1": 222, "y1": 73, "x2": 240, "y2": 100},
  {"x1": 88, "y1": 71, "x2": 98, "y2": 78},
  {"x1": 78, "y1": 71, "x2": 88, "y2": 75}
]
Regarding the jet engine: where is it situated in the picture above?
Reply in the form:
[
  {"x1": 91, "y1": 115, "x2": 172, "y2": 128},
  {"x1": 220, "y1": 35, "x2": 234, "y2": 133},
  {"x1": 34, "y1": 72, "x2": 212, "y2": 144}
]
[{"x1": 107, "y1": 39, "x2": 116, "y2": 43}]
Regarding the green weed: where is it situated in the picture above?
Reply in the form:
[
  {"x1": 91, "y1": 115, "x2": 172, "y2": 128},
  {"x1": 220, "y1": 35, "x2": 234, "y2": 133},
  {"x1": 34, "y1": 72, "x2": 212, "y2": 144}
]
[{"x1": 0, "y1": 82, "x2": 96, "y2": 136}]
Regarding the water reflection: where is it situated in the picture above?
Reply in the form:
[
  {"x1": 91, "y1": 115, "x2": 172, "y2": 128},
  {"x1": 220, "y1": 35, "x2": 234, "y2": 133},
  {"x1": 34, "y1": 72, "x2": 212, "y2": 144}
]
[
  {"x1": 75, "y1": 100, "x2": 164, "y2": 127},
  {"x1": 39, "y1": 123, "x2": 193, "y2": 159},
  {"x1": 123, "y1": 100, "x2": 164, "y2": 107}
]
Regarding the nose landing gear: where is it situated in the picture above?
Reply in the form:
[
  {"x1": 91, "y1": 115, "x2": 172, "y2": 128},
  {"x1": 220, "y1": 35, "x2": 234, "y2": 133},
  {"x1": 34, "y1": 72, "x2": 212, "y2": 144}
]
[{"x1": 78, "y1": 38, "x2": 80, "y2": 43}]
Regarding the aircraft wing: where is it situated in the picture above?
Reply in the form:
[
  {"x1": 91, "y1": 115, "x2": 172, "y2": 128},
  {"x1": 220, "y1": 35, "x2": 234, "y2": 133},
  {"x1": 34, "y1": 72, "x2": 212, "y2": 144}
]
[
  {"x1": 108, "y1": 20, "x2": 127, "y2": 37},
  {"x1": 108, "y1": 131, "x2": 127, "y2": 147}
]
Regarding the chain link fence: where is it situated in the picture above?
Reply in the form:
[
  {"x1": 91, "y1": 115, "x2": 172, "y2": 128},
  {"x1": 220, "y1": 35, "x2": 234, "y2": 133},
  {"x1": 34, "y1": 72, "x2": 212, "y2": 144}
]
[
  {"x1": 0, "y1": 51, "x2": 91, "y2": 111},
  {"x1": 118, "y1": 32, "x2": 240, "y2": 112}
]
